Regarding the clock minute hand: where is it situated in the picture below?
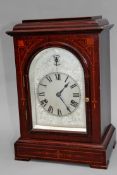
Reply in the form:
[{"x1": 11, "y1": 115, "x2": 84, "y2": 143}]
[{"x1": 59, "y1": 96, "x2": 71, "y2": 113}]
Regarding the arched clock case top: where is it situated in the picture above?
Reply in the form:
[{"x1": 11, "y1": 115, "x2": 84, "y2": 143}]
[{"x1": 23, "y1": 42, "x2": 92, "y2": 142}]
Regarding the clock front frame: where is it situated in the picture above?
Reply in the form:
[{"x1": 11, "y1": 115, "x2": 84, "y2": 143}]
[{"x1": 22, "y1": 41, "x2": 92, "y2": 143}]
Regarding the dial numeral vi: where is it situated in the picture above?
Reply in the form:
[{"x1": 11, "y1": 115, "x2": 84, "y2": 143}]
[{"x1": 57, "y1": 109, "x2": 62, "y2": 116}]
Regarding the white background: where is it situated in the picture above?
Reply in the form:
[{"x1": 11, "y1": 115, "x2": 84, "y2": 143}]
[{"x1": 0, "y1": 0, "x2": 117, "y2": 174}]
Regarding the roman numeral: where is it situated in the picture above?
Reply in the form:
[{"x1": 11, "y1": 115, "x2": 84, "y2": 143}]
[
  {"x1": 70, "y1": 84, "x2": 77, "y2": 89},
  {"x1": 38, "y1": 92, "x2": 45, "y2": 96},
  {"x1": 40, "y1": 99, "x2": 48, "y2": 107},
  {"x1": 65, "y1": 75, "x2": 69, "y2": 82},
  {"x1": 55, "y1": 73, "x2": 61, "y2": 80},
  {"x1": 73, "y1": 93, "x2": 80, "y2": 97},
  {"x1": 57, "y1": 109, "x2": 62, "y2": 116},
  {"x1": 70, "y1": 100, "x2": 78, "y2": 108},
  {"x1": 48, "y1": 105, "x2": 53, "y2": 113},
  {"x1": 46, "y1": 75, "x2": 52, "y2": 82},
  {"x1": 39, "y1": 83, "x2": 47, "y2": 87}
]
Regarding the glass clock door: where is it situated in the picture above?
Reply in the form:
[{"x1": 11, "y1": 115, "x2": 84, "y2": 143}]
[{"x1": 29, "y1": 47, "x2": 87, "y2": 132}]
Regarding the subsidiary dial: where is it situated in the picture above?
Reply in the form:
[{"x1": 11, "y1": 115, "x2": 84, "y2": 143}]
[{"x1": 38, "y1": 72, "x2": 81, "y2": 116}]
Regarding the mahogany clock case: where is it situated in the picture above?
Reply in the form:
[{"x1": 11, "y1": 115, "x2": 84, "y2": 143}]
[{"x1": 6, "y1": 16, "x2": 116, "y2": 169}]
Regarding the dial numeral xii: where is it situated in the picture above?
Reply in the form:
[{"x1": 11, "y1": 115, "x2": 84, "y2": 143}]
[{"x1": 55, "y1": 73, "x2": 61, "y2": 80}]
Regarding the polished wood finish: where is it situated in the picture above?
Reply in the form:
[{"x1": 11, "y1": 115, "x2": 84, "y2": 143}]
[
  {"x1": 15, "y1": 125, "x2": 115, "y2": 169},
  {"x1": 7, "y1": 16, "x2": 113, "y2": 35},
  {"x1": 6, "y1": 16, "x2": 116, "y2": 168}
]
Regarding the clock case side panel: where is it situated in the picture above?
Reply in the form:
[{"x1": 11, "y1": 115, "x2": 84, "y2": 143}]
[
  {"x1": 23, "y1": 42, "x2": 92, "y2": 143},
  {"x1": 99, "y1": 30, "x2": 116, "y2": 137},
  {"x1": 13, "y1": 37, "x2": 29, "y2": 138}
]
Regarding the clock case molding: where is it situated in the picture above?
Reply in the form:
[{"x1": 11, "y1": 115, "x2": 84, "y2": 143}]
[{"x1": 7, "y1": 16, "x2": 116, "y2": 168}]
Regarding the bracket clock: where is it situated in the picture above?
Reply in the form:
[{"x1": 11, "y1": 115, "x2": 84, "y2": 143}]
[{"x1": 7, "y1": 16, "x2": 116, "y2": 169}]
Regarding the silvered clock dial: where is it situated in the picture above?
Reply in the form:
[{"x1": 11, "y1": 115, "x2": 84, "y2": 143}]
[{"x1": 29, "y1": 47, "x2": 86, "y2": 132}]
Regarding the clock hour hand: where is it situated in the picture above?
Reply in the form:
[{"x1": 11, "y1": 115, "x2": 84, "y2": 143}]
[
  {"x1": 58, "y1": 96, "x2": 71, "y2": 113},
  {"x1": 56, "y1": 82, "x2": 69, "y2": 97}
]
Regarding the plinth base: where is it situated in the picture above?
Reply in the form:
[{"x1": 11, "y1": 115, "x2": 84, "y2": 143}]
[{"x1": 14, "y1": 125, "x2": 116, "y2": 169}]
